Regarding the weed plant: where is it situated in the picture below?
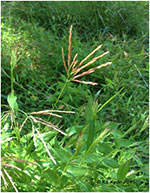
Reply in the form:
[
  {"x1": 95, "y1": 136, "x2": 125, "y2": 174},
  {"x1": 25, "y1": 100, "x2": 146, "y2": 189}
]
[{"x1": 1, "y1": 1, "x2": 149, "y2": 192}]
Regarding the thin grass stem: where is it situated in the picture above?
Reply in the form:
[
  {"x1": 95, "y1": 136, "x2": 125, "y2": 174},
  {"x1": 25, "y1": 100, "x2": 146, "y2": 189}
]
[
  {"x1": 97, "y1": 87, "x2": 124, "y2": 114},
  {"x1": 47, "y1": 79, "x2": 69, "y2": 122}
]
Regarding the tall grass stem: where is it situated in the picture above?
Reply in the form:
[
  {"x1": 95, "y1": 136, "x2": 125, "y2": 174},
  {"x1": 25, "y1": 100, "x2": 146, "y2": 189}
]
[{"x1": 47, "y1": 79, "x2": 69, "y2": 122}]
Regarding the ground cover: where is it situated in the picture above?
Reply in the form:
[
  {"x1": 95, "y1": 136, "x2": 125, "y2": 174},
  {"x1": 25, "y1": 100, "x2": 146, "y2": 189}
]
[{"x1": 1, "y1": 1, "x2": 149, "y2": 192}]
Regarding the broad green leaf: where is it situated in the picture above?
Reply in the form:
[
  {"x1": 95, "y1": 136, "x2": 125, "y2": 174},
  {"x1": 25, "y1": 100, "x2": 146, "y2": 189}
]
[
  {"x1": 66, "y1": 125, "x2": 83, "y2": 137},
  {"x1": 43, "y1": 168, "x2": 58, "y2": 185},
  {"x1": 106, "y1": 122, "x2": 121, "y2": 137},
  {"x1": 7, "y1": 93, "x2": 18, "y2": 112},
  {"x1": 117, "y1": 160, "x2": 130, "y2": 180},
  {"x1": 67, "y1": 165, "x2": 88, "y2": 177},
  {"x1": 52, "y1": 147, "x2": 72, "y2": 163},
  {"x1": 86, "y1": 153, "x2": 102, "y2": 163},
  {"x1": 115, "y1": 138, "x2": 134, "y2": 148},
  {"x1": 103, "y1": 158, "x2": 120, "y2": 168},
  {"x1": 66, "y1": 126, "x2": 76, "y2": 136},
  {"x1": 97, "y1": 142, "x2": 113, "y2": 155}
]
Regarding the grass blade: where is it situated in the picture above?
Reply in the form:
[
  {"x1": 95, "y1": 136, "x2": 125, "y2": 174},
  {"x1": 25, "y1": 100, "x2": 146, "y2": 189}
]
[
  {"x1": 97, "y1": 87, "x2": 124, "y2": 114},
  {"x1": 86, "y1": 128, "x2": 110, "y2": 155},
  {"x1": 86, "y1": 120, "x2": 95, "y2": 151}
]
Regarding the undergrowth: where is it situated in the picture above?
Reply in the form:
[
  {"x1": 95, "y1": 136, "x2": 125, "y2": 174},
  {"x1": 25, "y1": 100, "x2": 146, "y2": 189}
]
[{"x1": 1, "y1": 1, "x2": 149, "y2": 192}]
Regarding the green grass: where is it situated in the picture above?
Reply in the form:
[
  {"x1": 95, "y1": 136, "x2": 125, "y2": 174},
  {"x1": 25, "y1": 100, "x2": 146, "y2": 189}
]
[{"x1": 1, "y1": 1, "x2": 149, "y2": 192}]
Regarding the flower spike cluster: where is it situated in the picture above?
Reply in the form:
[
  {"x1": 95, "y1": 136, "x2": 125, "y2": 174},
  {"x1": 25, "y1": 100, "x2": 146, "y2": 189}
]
[{"x1": 62, "y1": 25, "x2": 112, "y2": 85}]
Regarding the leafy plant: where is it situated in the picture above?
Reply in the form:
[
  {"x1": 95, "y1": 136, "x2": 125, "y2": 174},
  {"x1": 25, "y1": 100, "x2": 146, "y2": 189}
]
[{"x1": 1, "y1": 1, "x2": 149, "y2": 192}]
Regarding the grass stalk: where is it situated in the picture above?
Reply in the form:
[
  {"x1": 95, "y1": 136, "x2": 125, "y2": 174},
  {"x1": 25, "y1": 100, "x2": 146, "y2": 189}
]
[
  {"x1": 47, "y1": 79, "x2": 69, "y2": 122},
  {"x1": 10, "y1": 49, "x2": 17, "y2": 94}
]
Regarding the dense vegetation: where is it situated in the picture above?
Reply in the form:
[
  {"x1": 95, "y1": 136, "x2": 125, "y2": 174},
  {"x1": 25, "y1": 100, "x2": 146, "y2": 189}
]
[{"x1": 1, "y1": 1, "x2": 149, "y2": 192}]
